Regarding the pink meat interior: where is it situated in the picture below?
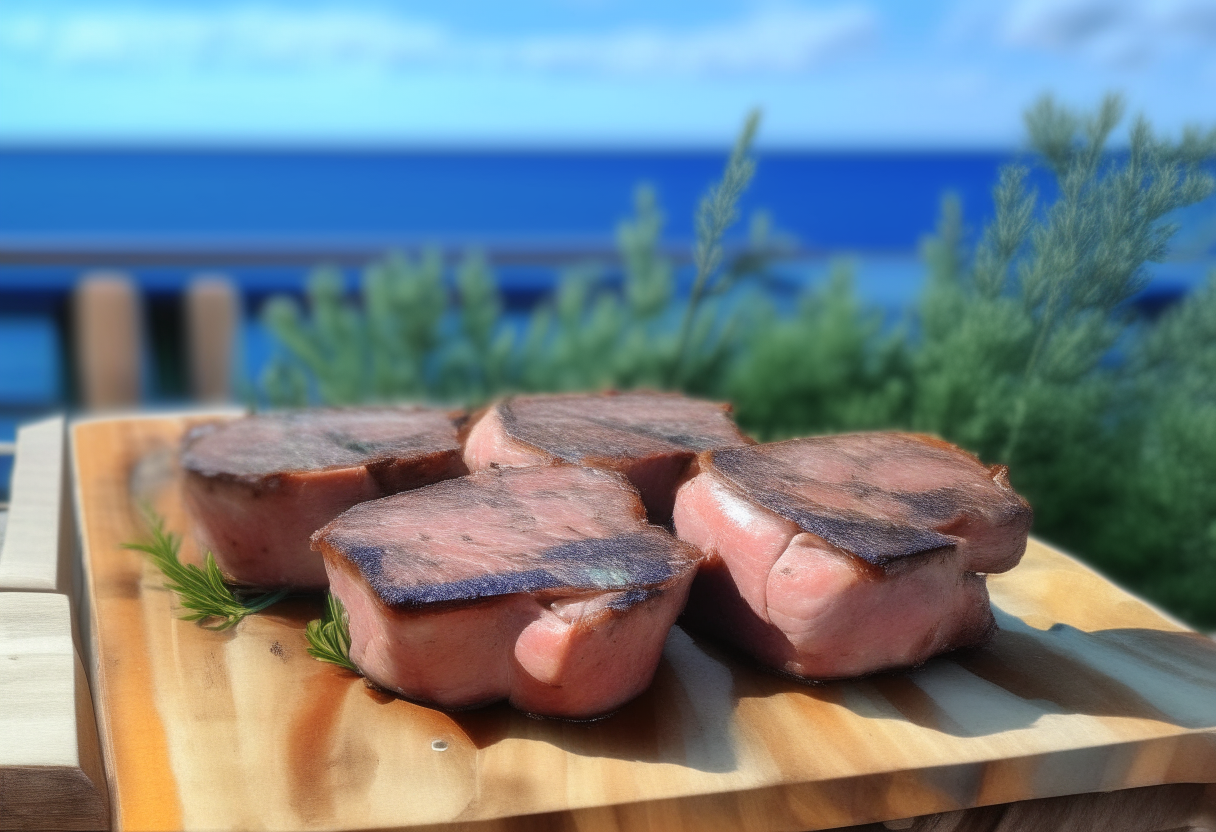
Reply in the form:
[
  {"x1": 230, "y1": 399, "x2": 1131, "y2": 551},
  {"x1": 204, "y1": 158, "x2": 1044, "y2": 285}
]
[{"x1": 314, "y1": 465, "x2": 702, "y2": 608}]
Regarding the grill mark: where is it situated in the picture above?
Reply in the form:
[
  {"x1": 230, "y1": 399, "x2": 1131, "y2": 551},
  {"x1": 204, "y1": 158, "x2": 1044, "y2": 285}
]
[
  {"x1": 727, "y1": 481, "x2": 959, "y2": 565},
  {"x1": 495, "y1": 392, "x2": 748, "y2": 463},
  {"x1": 181, "y1": 407, "x2": 464, "y2": 480},
  {"x1": 338, "y1": 532, "x2": 692, "y2": 609},
  {"x1": 709, "y1": 443, "x2": 994, "y2": 565}
]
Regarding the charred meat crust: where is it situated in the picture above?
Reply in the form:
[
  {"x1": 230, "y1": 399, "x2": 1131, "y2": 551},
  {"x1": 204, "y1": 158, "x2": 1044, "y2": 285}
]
[
  {"x1": 313, "y1": 464, "x2": 702, "y2": 613},
  {"x1": 321, "y1": 544, "x2": 683, "y2": 618},
  {"x1": 187, "y1": 449, "x2": 469, "y2": 495},
  {"x1": 329, "y1": 529, "x2": 689, "y2": 609},
  {"x1": 181, "y1": 406, "x2": 466, "y2": 483},
  {"x1": 704, "y1": 433, "x2": 1033, "y2": 567},
  {"x1": 491, "y1": 390, "x2": 754, "y2": 463}
]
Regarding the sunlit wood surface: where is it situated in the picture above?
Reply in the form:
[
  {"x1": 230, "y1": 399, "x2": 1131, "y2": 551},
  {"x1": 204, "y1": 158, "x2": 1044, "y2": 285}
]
[
  {"x1": 0, "y1": 592, "x2": 110, "y2": 832},
  {"x1": 0, "y1": 416, "x2": 70, "y2": 592},
  {"x1": 73, "y1": 415, "x2": 1216, "y2": 832}
]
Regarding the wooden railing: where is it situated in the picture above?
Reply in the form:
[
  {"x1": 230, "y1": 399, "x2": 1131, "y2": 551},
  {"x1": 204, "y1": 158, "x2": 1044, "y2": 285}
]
[{"x1": 70, "y1": 271, "x2": 239, "y2": 409}]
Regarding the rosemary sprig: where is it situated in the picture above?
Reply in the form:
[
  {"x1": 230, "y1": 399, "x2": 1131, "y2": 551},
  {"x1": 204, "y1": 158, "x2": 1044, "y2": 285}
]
[
  {"x1": 123, "y1": 512, "x2": 289, "y2": 630},
  {"x1": 305, "y1": 593, "x2": 358, "y2": 672}
]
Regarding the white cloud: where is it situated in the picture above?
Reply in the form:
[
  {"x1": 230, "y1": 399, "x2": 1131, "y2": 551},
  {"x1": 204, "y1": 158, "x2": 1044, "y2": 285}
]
[
  {"x1": 511, "y1": 7, "x2": 878, "y2": 75},
  {"x1": 998, "y1": 0, "x2": 1216, "y2": 66},
  {"x1": 0, "y1": 9, "x2": 447, "y2": 70},
  {"x1": 0, "y1": 4, "x2": 878, "y2": 76}
]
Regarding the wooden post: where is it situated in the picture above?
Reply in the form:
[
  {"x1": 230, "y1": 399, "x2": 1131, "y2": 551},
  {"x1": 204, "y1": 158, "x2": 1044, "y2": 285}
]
[
  {"x1": 185, "y1": 274, "x2": 239, "y2": 403},
  {"x1": 73, "y1": 272, "x2": 141, "y2": 410}
]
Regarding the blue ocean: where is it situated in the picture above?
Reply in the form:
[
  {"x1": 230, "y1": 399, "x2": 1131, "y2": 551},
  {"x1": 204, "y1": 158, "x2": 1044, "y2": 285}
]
[{"x1": 1, "y1": 148, "x2": 1212, "y2": 468}]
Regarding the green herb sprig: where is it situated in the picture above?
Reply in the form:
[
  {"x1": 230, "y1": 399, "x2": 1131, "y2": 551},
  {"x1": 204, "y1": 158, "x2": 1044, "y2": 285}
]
[
  {"x1": 305, "y1": 593, "x2": 358, "y2": 672},
  {"x1": 123, "y1": 512, "x2": 288, "y2": 630}
]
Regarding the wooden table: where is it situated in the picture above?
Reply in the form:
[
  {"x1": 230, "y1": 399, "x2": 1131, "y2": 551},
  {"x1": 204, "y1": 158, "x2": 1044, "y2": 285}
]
[{"x1": 4, "y1": 412, "x2": 1216, "y2": 831}]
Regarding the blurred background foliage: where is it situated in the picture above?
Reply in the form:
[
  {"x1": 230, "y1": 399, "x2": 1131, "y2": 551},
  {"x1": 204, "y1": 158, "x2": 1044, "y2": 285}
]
[{"x1": 259, "y1": 96, "x2": 1216, "y2": 629}]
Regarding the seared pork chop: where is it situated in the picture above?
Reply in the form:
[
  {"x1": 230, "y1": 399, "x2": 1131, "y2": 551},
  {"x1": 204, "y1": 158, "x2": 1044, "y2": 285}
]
[
  {"x1": 312, "y1": 465, "x2": 702, "y2": 719},
  {"x1": 463, "y1": 391, "x2": 752, "y2": 521},
  {"x1": 181, "y1": 407, "x2": 466, "y2": 589},
  {"x1": 672, "y1": 432, "x2": 1032, "y2": 679}
]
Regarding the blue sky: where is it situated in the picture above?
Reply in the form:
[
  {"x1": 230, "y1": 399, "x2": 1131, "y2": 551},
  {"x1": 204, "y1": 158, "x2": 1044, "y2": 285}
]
[{"x1": 2, "y1": 0, "x2": 1215, "y2": 147}]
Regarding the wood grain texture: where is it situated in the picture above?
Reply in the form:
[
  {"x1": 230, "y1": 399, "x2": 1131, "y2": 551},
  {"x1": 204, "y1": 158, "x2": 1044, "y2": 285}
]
[
  {"x1": 0, "y1": 592, "x2": 110, "y2": 831},
  {"x1": 856, "y1": 783, "x2": 1216, "y2": 831},
  {"x1": 72, "y1": 415, "x2": 1216, "y2": 832},
  {"x1": 0, "y1": 417, "x2": 71, "y2": 593}
]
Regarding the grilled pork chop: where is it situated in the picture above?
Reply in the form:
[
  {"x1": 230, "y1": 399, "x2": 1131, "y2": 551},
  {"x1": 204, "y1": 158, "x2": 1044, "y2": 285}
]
[
  {"x1": 672, "y1": 433, "x2": 1032, "y2": 680},
  {"x1": 312, "y1": 465, "x2": 702, "y2": 719},
  {"x1": 463, "y1": 391, "x2": 753, "y2": 521},
  {"x1": 181, "y1": 407, "x2": 466, "y2": 589}
]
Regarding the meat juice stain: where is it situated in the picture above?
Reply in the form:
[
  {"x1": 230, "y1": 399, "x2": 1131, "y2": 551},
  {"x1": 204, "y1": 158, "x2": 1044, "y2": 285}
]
[
  {"x1": 262, "y1": 596, "x2": 327, "y2": 629},
  {"x1": 447, "y1": 703, "x2": 515, "y2": 750},
  {"x1": 363, "y1": 684, "x2": 396, "y2": 705},
  {"x1": 287, "y1": 669, "x2": 354, "y2": 824},
  {"x1": 360, "y1": 683, "x2": 513, "y2": 753},
  {"x1": 359, "y1": 686, "x2": 668, "y2": 765}
]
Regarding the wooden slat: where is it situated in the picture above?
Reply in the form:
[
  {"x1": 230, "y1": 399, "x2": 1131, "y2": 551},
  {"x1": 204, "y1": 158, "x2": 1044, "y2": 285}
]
[
  {"x1": 72, "y1": 414, "x2": 1216, "y2": 832},
  {"x1": 185, "y1": 275, "x2": 238, "y2": 403},
  {"x1": 74, "y1": 273, "x2": 141, "y2": 411},
  {"x1": 0, "y1": 417, "x2": 70, "y2": 593},
  {"x1": 0, "y1": 592, "x2": 109, "y2": 831}
]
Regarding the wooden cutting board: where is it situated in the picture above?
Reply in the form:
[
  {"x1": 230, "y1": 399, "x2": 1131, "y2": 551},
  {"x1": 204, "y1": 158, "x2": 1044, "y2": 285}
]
[{"x1": 72, "y1": 414, "x2": 1216, "y2": 832}]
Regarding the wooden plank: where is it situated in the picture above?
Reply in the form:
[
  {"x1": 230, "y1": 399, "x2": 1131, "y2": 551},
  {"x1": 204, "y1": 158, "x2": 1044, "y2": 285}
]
[
  {"x1": 0, "y1": 592, "x2": 110, "y2": 831},
  {"x1": 74, "y1": 273, "x2": 141, "y2": 411},
  {"x1": 185, "y1": 275, "x2": 238, "y2": 403},
  {"x1": 72, "y1": 415, "x2": 1216, "y2": 832},
  {"x1": 850, "y1": 783, "x2": 1216, "y2": 831},
  {"x1": 0, "y1": 417, "x2": 70, "y2": 593}
]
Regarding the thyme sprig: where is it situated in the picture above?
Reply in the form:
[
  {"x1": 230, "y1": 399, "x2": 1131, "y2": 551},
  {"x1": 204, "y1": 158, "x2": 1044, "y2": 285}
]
[
  {"x1": 305, "y1": 593, "x2": 358, "y2": 672},
  {"x1": 123, "y1": 511, "x2": 288, "y2": 630}
]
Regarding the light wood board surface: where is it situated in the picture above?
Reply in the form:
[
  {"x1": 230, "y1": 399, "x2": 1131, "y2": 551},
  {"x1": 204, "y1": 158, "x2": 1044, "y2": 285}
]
[
  {"x1": 0, "y1": 416, "x2": 70, "y2": 593},
  {"x1": 1, "y1": 414, "x2": 109, "y2": 832},
  {"x1": 72, "y1": 414, "x2": 1216, "y2": 832},
  {"x1": 0, "y1": 592, "x2": 110, "y2": 831}
]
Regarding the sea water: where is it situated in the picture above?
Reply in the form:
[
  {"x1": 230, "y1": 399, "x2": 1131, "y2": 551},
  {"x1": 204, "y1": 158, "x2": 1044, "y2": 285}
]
[{"x1": 0, "y1": 148, "x2": 1212, "y2": 442}]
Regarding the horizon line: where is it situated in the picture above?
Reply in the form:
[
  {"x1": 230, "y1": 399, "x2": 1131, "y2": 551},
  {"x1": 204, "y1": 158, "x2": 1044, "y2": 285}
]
[{"x1": 0, "y1": 139, "x2": 1037, "y2": 155}]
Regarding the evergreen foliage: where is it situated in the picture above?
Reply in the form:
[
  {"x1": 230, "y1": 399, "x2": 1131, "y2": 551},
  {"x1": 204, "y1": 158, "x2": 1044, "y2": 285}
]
[
  {"x1": 259, "y1": 100, "x2": 1216, "y2": 628},
  {"x1": 1093, "y1": 274, "x2": 1216, "y2": 623},
  {"x1": 726, "y1": 262, "x2": 908, "y2": 437}
]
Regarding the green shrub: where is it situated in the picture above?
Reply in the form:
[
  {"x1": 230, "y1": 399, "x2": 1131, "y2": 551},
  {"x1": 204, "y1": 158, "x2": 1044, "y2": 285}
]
[
  {"x1": 258, "y1": 99, "x2": 1216, "y2": 628},
  {"x1": 726, "y1": 261, "x2": 910, "y2": 438},
  {"x1": 904, "y1": 96, "x2": 1216, "y2": 625},
  {"x1": 1090, "y1": 275, "x2": 1216, "y2": 624}
]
